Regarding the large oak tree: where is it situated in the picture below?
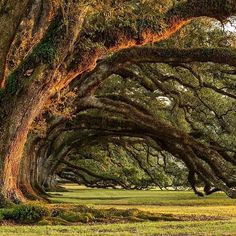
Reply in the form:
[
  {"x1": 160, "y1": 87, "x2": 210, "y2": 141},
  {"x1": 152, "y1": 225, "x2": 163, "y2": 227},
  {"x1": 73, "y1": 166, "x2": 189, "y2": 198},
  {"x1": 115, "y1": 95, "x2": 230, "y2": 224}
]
[{"x1": 0, "y1": 0, "x2": 236, "y2": 203}]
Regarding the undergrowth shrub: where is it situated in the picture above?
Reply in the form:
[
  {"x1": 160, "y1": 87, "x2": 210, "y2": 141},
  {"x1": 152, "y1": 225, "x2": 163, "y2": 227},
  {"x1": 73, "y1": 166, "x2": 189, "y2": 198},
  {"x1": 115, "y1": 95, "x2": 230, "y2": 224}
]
[{"x1": 2, "y1": 203, "x2": 49, "y2": 224}]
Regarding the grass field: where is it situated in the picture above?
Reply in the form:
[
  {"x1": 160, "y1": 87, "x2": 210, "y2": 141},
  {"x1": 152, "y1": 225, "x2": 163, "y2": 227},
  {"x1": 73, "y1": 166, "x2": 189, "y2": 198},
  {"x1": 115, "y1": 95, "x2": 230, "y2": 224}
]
[{"x1": 1, "y1": 184, "x2": 236, "y2": 235}]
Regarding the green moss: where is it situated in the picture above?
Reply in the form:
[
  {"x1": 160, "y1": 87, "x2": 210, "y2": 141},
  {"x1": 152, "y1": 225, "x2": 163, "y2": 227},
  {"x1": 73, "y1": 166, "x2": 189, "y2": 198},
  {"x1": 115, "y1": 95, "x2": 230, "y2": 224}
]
[
  {"x1": 121, "y1": 209, "x2": 141, "y2": 217},
  {"x1": 14, "y1": 13, "x2": 62, "y2": 74},
  {"x1": 0, "y1": 88, "x2": 4, "y2": 97},
  {"x1": 37, "y1": 218, "x2": 52, "y2": 226},
  {"x1": 0, "y1": 212, "x2": 4, "y2": 222},
  {"x1": 38, "y1": 217, "x2": 69, "y2": 226},
  {"x1": 60, "y1": 211, "x2": 79, "y2": 222},
  {"x1": 29, "y1": 12, "x2": 65, "y2": 64},
  {"x1": 31, "y1": 41, "x2": 57, "y2": 63},
  {"x1": 6, "y1": 72, "x2": 18, "y2": 94},
  {"x1": 61, "y1": 211, "x2": 94, "y2": 223},
  {"x1": 78, "y1": 213, "x2": 94, "y2": 223}
]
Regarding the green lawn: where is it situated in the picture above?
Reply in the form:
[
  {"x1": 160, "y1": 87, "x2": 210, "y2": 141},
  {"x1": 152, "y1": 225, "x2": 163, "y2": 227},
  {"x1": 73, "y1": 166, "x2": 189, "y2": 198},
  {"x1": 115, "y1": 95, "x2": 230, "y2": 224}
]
[{"x1": 1, "y1": 184, "x2": 236, "y2": 235}]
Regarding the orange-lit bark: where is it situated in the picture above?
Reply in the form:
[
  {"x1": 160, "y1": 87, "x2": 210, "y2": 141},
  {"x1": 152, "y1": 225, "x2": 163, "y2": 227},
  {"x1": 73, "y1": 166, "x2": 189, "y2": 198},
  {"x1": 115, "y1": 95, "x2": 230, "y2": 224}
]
[{"x1": 19, "y1": 137, "x2": 47, "y2": 200}]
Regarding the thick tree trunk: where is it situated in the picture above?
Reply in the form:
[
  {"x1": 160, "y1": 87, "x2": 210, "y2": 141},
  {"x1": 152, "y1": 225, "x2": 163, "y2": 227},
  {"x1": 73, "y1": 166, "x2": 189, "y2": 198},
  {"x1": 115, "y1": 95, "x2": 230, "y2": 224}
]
[
  {"x1": 0, "y1": 3, "x2": 86, "y2": 203},
  {"x1": 0, "y1": 89, "x2": 50, "y2": 202}
]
